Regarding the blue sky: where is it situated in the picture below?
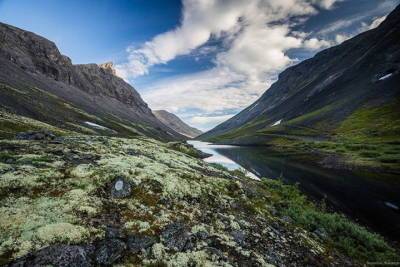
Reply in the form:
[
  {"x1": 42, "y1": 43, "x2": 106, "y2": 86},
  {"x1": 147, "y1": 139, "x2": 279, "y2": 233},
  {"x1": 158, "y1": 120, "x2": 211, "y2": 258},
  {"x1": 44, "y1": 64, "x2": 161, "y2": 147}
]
[{"x1": 1, "y1": 0, "x2": 399, "y2": 131}]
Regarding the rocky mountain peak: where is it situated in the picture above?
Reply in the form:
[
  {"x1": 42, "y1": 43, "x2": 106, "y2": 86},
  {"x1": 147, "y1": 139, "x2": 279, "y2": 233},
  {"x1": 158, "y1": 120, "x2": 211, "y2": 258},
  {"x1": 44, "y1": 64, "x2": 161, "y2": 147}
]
[
  {"x1": 0, "y1": 22, "x2": 151, "y2": 112},
  {"x1": 99, "y1": 61, "x2": 116, "y2": 75}
]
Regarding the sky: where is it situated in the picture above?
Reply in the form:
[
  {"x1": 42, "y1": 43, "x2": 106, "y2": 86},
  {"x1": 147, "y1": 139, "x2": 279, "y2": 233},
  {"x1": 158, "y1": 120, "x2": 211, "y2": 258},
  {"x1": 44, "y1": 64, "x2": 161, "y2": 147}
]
[{"x1": 0, "y1": 0, "x2": 399, "y2": 131}]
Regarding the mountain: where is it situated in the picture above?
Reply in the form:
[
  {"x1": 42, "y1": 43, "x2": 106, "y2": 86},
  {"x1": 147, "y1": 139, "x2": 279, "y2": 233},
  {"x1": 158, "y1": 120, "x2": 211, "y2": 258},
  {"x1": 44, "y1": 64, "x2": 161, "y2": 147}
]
[
  {"x1": 153, "y1": 110, "x2": 202, "y2": 138},
  {"x1": 199, "y1": 5, "x2": 400, "y2": 171},
  {"x1": 0, "y1": 22, "x2": 185, "y2": 141}
]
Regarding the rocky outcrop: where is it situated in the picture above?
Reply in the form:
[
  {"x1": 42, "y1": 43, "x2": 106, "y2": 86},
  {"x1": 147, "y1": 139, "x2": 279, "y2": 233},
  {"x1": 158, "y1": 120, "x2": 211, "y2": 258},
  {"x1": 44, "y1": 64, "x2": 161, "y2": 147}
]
[
  {"x1": 98, "y1": 62, "x2": 116, "y2": 75},
  {"x1": 0, "y1": 22, "x2": 184, "y2": 141},
  {"x1": 154, "y1": 110, "x2": 202, "y2": 138}
]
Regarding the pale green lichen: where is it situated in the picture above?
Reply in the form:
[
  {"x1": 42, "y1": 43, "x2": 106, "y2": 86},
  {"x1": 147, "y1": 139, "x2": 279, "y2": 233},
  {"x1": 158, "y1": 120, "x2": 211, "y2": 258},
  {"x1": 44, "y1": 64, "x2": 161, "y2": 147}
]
[
  {"x1": 0, "y1": 164, "x2": 63, "y2": 191},
  {"x1": 64, "y1": 189, "x2": 102, "y2": 216},
  {"x1": 124, "y1": 220, "x2": 151, "y2": 233},
  {"x1": 35, "y1": 223, "x2": 90, "y2": 244},
  {"x1": 191, "y1": 224, "x2": 208, "y2": 234},
  {"x1": 1, "y1": 134, "x2": 385, "y2": 265},
  {"x1": 151, "y1": 243, "x2": 166, "y2": 260},
  {"x1": 166, "y1": 250, "x2": 213, "y2": 267},
  {"x1": 70, "y1": 164, "x2": 94, "y2": 179}
]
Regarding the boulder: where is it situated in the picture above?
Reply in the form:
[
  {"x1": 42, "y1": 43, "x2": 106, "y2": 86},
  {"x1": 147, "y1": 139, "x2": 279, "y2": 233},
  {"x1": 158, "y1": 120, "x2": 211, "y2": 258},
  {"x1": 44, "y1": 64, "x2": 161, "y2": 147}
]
[
  {"x1": 9, "y1": 245, "x2": 92, "y2": 267},
  {"x1": 95, "y1": 239, "x2": 126, "y2": 265},
  {"x1": 127, "y1": 234, "x2": 157, "y2": 253},
  {"x1": 161, "y1": 222, "x2": 191, "y2": 252}
]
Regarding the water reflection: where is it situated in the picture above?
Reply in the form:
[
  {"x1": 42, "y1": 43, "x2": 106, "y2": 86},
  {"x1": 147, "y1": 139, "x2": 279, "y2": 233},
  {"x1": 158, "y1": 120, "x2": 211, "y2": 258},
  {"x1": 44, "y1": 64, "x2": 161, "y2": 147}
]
[
  {"x1": 188, "y1": 141, "x2": 259, "y2": 179},
  {"x1": 189, "y1": 140, "x2": 400, "y2": 242}
]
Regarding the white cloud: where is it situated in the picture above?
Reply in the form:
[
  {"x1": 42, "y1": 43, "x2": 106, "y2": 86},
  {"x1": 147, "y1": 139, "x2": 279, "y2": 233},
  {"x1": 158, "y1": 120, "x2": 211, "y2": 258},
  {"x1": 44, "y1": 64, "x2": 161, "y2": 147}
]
[
  {"x1": 334, "y1": 33, "x2": 351, "y2": 44},
  {"x1": 303, "y1": 37, "x2": 332, "y2": 49},
  {"x1": 142, "y1": 68, "x2": 271, "y2": 113},
  {"x1": 117, "y1": 0, "x2": 343, "y2": 130},
  {"x1": 117, "y1": 0, "x2": 339, "y2": 79},
  {"x1": 361, "y1": 15, "x2": 386, "y2": 31},
  {"x1": 331, "y1": 15, "x2": 387, "y2": 45},
  {"x1": 189, "y1": 114, "x2": 235, "y2": 131}
]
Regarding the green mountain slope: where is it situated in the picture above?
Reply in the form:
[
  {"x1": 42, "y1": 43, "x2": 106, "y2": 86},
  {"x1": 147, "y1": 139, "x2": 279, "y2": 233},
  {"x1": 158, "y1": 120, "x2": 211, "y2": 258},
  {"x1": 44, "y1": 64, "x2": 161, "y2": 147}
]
[{"x1": 200, "y1": 5, "x2": 400, "y2": 172}]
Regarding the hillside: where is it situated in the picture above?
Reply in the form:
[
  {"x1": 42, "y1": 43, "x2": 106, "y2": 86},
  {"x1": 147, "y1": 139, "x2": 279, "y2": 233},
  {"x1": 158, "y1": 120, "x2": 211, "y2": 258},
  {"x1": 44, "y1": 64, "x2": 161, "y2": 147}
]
[
  {"x1": 0, "y1": 22, "x2": 185, "y2": 141},
  {"x1": 0, "y1": 128, "x2": 398, "y2": 265},
  {"x1": 199, "y1": 5, "x2": 400, "y2": 172},
  {"x1": 154, "y1": 110, "x2": 202, "y2": 138}
]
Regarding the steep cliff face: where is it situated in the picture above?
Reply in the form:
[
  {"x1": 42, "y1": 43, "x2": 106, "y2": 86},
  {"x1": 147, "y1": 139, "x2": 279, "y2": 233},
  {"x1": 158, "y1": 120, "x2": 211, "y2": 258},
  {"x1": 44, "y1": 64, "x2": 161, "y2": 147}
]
[
  {"x1": 0, "y1": 22, "x2": 184, "y2": 140},
  {"x1": 200, "y1": 5, "x2": 400, "y2": 146},
  {"x1": 154, "y1": 110, "x2": 203, "y2": 138}
]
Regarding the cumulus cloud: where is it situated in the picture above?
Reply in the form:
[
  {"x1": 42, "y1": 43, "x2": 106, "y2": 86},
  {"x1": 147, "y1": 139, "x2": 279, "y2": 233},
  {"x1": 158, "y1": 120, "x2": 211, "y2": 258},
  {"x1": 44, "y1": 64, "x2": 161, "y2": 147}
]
[
  {"x1": 116, "y1": 0, "x2": 343, "y2": 130},
  {"x1": 117, "y1": 0, "x2": 339, "y2": 79},
  {"x1": 142, "y1": 68, "x2": 271, "y2": 113}
]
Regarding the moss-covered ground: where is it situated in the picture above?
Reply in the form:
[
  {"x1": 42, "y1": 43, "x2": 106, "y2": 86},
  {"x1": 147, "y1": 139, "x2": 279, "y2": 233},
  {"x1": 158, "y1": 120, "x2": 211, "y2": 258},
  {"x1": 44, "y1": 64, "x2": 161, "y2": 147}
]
[{"x1": 0, "y1": 132, "x2": 398, "y2": 266}]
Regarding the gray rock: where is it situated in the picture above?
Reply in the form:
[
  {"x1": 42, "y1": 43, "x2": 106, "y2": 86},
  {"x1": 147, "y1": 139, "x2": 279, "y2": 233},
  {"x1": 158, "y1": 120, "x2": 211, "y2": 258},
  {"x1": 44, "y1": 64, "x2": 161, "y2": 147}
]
[
  {"x1": 194, "y1": 230, "x2": 209, "y2": 240},
  {"x1": 95, "y1": 239, "x2": 126, "y2": 265},
  {"x1": 105, "y1": 227, "x2": 126, "y2": 239},
  {"x1": 161, "y1": 222, "x2": 190, "y2": 251},
  {"x1": 127, "y1": 234, "x2": 157, "y2": 253},
  {"x1": 231, "y1": 230, "x2": 246, "y2": 245},
  {"x1": 111, "y1": 177, "x2": 132, "y2": 199},
  {"x1": 16, "y1": 130, "x2": 56, "y2": 141},
  {"x1": 9, "y1": 245, "x2": 92, "y2": 267}
]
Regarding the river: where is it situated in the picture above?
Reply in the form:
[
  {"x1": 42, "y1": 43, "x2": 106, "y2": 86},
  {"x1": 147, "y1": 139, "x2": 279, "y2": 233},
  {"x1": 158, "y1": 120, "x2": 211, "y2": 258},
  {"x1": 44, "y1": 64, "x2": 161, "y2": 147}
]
[{"x1": 188, "y1": 140, "x2": 400, "y2": 243}]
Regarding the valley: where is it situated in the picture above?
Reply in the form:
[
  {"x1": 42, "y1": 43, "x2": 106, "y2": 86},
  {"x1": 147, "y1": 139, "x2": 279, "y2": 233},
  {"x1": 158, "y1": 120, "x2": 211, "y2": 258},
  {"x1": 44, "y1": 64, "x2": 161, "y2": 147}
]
[{"x1": 0, "y1": 2, "x2": 399, "y2": 266}]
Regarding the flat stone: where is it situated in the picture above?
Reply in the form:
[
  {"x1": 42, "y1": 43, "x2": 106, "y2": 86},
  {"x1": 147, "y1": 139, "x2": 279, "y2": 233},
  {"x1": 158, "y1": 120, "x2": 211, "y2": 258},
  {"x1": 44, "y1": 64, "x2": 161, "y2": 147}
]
[{"x1": 110, "y1": 177, "x2": 132, "y2": 199}]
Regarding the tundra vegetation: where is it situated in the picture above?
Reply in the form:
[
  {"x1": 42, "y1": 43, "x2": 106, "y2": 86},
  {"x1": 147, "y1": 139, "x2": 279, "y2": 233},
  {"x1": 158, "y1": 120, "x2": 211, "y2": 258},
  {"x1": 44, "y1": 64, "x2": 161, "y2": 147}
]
[{"x1": 0, "y1": 113, "x2": 398, "y2": 266}]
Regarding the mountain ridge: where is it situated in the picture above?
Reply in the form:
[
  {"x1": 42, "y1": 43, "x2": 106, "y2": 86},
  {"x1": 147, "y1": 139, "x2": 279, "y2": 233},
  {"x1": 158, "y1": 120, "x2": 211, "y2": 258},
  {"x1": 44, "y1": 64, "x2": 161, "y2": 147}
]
[
  {"x1": 199, "y1": 4, "x2": 400, "y2": 145},
  {"x1": 153, "y1": 110, "x2": 202, "y2": 138},
  {"x1": 0, "y1": 22, "x2": 185, "y2": 140}
]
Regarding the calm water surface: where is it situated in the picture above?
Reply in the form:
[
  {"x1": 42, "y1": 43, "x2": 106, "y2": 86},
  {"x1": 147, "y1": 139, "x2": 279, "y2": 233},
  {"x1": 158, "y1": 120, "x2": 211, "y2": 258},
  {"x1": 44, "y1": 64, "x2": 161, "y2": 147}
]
[{"x1": 188, "y1": 140, "x2": 400, "y2": 242}]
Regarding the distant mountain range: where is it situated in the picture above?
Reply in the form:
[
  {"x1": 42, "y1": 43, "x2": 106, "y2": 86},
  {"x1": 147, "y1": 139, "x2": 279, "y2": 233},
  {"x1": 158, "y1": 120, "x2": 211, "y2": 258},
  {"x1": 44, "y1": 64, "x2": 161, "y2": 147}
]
[
  {"x1": 153, "y1": 110, "x2": 202, "y2": 138},
  {"x1": 200, "y1": 5, "x2": 400, "y2": 148},
  {"x1": 0, "y1": 22, "x2": 185, "y2": 141}
]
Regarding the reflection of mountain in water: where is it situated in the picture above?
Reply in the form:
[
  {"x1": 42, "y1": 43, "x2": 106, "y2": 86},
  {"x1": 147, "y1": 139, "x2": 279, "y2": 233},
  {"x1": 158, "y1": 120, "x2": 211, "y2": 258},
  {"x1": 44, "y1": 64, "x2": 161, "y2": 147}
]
[{"x1": 214, "y1": 146, "x2": 400, "y2": 242}]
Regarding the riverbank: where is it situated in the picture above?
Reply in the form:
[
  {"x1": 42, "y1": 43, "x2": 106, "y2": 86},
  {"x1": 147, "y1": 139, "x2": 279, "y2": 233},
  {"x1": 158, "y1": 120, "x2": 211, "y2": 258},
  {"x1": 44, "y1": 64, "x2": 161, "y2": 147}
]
[{"x1": 0, "y1": 133, "x2": 398, "y2": 266}]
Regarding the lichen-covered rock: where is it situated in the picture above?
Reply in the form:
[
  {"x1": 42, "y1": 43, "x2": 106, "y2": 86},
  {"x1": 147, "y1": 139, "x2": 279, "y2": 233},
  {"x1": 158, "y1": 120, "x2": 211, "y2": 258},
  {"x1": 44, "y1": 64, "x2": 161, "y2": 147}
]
[
  {"x1": 161, "y1": 223, "x2": 191, "y2": 252},
  {"x1": 110, "y1": 177, "x2": 132, "y2": 199},
  {"x1": 95, "y1": 239, "x2": 126, "y2": 265},
  {"x1": 127, "y1": 234, "x2": 157, "y2": 253},
  {"x1": 8, "y1": 245, "x2": 92, "y2": 267}
]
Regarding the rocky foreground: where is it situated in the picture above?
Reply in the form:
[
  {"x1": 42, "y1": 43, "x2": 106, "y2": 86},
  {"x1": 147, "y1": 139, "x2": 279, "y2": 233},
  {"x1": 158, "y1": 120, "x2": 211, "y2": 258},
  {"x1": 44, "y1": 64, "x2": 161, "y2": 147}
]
[{"x1": 0, "y1": 133, "x2": 398, "y2": 266}]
